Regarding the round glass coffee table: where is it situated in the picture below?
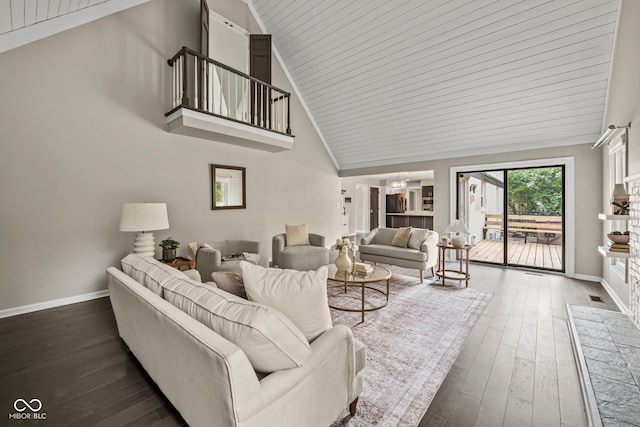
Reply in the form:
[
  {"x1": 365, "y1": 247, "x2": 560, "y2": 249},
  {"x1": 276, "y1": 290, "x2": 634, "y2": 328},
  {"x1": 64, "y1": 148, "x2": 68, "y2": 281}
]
[{"x1": 327, "y1": 265, "x2": 392, "y2": 322}]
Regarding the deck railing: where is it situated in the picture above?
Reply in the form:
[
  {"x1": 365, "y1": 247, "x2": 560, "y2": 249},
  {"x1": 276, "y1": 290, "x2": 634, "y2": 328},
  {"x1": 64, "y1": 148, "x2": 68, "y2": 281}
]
[{"x1": 166, "y1": 47, "x2": 291, "y2": 135}]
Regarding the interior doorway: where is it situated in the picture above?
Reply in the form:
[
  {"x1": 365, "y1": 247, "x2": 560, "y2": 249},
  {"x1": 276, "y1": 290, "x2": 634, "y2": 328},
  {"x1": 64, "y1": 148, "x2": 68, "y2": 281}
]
[
  {"x1": 456, "y1": 165, "x2": 565, "y2": 272},
  {"x1": 370, "y1": 187, "x2": 379, "y2": 230}
]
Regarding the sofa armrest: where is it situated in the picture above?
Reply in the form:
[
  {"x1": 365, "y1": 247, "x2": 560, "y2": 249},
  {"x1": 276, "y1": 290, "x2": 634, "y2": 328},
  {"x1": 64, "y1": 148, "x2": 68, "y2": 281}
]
[
  {"x1": 196, "y1": 247, "x2": 222, "y2": 283},
  {"x1": 237, "y1": 325, "x2": 358, "y2": 423},
  {"x1": 272, "y1": 234, "x2": 286, "y2": 267},
  {"x1": 309, "y1": 233, "x2": 325, "y2": 247},
  {"x1": 360, "y1": 228, "x2": 378, "y2": 246},
  {"x1": 421, "y1": 230, "x2": 439, "y2": 266}
]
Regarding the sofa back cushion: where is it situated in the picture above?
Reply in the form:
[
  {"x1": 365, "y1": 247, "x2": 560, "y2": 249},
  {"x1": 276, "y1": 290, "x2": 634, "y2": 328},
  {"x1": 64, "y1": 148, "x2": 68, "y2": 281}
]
[
  {"x1": 241, "y1": 262, "x2": 332, "y2": 342},
  {"x1": 121, "y1": 254, "x2": 191, "y2": 296},
  {"x1": 408, "y1": 228, "x2": 430, "y2": 250},
  {"x1": 163, "y1": 277, "x2": 311, "y2": 373},
  {"x1": 370, "y1": 228, "x2": 398, "y2": 246}
]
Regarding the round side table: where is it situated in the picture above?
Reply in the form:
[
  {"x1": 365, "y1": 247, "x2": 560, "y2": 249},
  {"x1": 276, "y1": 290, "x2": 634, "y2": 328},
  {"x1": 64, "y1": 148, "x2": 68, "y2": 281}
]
[{"x1": 435, "y1": 244, "x2": 471, "y2": 287}]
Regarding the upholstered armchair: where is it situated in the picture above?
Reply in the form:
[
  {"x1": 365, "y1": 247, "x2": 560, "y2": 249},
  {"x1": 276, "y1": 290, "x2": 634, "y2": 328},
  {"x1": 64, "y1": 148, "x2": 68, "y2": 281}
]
[
  {"x1": 193, "y1": 240, "x2": 262, "y2": 281},
  {"x1": 272, "y1": 229, "x2": 330, "y2": 271}
]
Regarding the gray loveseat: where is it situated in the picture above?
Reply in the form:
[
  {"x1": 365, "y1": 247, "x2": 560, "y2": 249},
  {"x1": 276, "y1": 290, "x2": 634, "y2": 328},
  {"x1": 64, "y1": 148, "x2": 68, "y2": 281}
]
[
  {"x1": 108, "y1": 254, "x2": 365, "y2": 427},
  {"x1": 359, "y1": 227, "x2": 439, "y2": 283}
]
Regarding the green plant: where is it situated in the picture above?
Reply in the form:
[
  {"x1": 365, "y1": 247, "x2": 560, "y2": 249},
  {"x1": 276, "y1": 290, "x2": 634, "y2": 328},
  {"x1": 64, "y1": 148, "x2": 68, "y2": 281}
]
[
  {"x1": 159, "y1": 237, "x2": 180, "y2": 250},
  {"x1": 333, "y1": 238, "x2": 354, "y2": 251}
]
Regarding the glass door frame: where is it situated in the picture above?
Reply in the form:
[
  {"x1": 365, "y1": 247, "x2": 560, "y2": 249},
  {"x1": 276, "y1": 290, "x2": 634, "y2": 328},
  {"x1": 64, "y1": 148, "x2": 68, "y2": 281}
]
[{"x1": 449, "y1": 157, "x2": 575, "y2": 276}]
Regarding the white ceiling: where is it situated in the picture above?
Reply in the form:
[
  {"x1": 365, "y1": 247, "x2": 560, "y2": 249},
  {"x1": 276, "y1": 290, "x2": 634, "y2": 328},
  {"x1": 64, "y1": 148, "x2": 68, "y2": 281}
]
[
  {"x1": 0, "y1": 0, "x2": 150, "y2": 54},
  {"x1": 249, "y1": 0, "x2": 620, "y2": 171}
]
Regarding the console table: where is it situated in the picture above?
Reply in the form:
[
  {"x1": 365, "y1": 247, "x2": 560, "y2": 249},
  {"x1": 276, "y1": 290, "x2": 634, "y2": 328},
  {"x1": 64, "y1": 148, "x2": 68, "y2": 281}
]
[{"x1": 436, "y1": 243, "x2": 471, "y2": 287}]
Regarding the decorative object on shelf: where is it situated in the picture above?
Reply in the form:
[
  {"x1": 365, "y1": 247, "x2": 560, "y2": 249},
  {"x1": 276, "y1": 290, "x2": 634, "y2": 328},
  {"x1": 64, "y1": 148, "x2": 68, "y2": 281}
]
[
  {"x1": 445, "y1": 219, "x2": 469, "y2": 249},
  {"x1": 607, "y1": 231, "x2": 630, "y2": 244},
  {"x1": 119, "y1": 203, "x2": 170, "y2": 257},
  {"x1": 159, "y1": 237, "x2": 180, "y2": 262},
  {"x1": 333, "y1": 238, "x2": 354, "y2": 273},
  {"x1": 611, "y1": 184, "x2": 630, "y2": 215}
]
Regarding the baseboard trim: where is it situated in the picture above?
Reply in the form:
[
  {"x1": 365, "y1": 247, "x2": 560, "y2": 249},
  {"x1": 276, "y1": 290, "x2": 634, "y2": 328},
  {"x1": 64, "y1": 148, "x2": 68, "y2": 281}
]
[
  {"x1": 572, "y1": 274, "x2": 602, "y2": 283},
  {"x1": 600, "y1": 278, "x2": 630, "y2": 315},
  {"x1": 0, "y1": 290, "x2": 110, "y2": 319}
]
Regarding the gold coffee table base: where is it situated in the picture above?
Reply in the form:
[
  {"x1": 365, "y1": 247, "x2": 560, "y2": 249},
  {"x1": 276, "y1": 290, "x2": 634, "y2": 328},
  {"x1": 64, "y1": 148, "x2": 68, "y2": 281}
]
[{"x1": 327, "y1": 266, "x2": 392, "y2": 322}]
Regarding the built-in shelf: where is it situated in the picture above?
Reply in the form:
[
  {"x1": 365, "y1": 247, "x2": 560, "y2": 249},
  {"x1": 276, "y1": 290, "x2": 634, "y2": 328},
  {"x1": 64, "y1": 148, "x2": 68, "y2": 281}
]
[
  {"x1": 598, "y1": 213, "x2": 630, "y2": 220},
  {"x1": 598, "y1": 246, "x2": 630, "y2": 258},
  {"x1": 597, "y1": 213, "x2": 630, "y2": 260}
]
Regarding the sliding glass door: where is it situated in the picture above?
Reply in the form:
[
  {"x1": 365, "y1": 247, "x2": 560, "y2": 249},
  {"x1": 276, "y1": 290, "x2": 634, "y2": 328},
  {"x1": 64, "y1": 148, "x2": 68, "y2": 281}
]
[{"x1": 457, "y1": 166, "x2": 564, "y2": 272}]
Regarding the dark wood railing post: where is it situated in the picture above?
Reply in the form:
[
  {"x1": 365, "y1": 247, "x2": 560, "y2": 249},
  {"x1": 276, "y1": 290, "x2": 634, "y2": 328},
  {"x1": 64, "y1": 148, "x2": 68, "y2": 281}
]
[
  {"x1": 181, "y1": 49, "x2": 189, "y2": 106},
  {"x1": 286, "y1": 94, "x2": 291, "y2": 135}
]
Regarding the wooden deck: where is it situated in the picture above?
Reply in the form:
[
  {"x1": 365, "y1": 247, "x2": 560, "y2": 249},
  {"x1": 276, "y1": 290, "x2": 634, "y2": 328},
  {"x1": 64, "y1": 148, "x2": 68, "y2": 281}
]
[{"x1": 469, "y1": 238, "x2": 563, "y2": 270}]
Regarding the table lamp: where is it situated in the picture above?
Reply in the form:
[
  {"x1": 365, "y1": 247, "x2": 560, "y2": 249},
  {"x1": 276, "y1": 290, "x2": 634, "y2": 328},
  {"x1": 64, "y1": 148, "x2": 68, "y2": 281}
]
[
  {"x1": 445, "y1": 219, "x2": 469, "y2": 249},
  {"x1": 119, "y1": 203, "x2": 169, "y2": 257}
]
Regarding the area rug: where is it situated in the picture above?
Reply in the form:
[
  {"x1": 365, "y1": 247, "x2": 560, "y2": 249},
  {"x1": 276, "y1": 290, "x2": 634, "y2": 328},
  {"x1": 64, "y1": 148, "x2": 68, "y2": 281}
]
[{"x1": 328, "y1": 274, "x2": 491, "y2": 426}]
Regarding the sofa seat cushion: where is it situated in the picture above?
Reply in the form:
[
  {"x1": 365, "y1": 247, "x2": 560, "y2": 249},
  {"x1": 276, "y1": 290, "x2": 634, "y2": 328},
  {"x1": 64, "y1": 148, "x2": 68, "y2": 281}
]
[
  {"x1": 163, "y1": 277, "x2": 311, "y2": 373},
  {"x1": 241, "y1": 262, "x2": 332, "y2": 342},
  {"x1": 121, "y1": 254, "x2": 191, "y2": 296},
  {"x1": 278, "y1": 245, "x2": 330, "y2": 270},
  {"x1": 359, "y1": 244, "x2": 427, "y2": 262}
]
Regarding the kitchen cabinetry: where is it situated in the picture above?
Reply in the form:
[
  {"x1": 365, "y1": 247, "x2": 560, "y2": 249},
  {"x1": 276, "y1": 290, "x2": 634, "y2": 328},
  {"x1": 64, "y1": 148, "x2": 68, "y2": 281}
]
[
  {"x1": 422, "y1": 186, "x2": 433, "y2": 211},
  {"x1": 386, "y1": 214, "x2": 433, "y2": 230}
]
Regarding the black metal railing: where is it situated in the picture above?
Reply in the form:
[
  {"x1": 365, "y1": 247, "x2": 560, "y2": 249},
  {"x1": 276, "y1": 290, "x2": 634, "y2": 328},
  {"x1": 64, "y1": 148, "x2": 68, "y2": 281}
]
[{"x1": 166, "y1": 47, "x2": 291, "y2": 135}]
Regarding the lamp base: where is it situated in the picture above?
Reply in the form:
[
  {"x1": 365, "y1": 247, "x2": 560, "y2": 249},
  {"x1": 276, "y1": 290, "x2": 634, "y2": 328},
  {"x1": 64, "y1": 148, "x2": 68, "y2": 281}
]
[
  {"x1": 132, "y1": 232, "x2": 155, "y2": 257},
  {"x1": 450, "y1": 235, "x2": 466, "y2": 249}
]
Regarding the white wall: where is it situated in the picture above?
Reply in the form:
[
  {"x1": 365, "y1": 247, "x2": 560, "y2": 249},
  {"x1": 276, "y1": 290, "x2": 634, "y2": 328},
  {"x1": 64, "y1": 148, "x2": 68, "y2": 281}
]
[
  {"x1": 341, "y1": 176, "x2": 384, "y2": 234},
  {"x1": 600, "y1": 0, "x2": 640, "y2": 311},
  {"x1": 0, "y1": 0, "x2": 340, "y2": 311}
]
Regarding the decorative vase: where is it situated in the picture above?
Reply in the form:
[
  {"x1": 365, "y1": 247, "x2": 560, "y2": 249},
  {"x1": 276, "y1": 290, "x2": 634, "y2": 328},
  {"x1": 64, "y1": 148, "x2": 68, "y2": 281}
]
[
  {"x1": 162, "y1": 248, "x2": 176, "y2": 262},
  {"x1": 335, "y1": 249, "x2": 353, "y2": 274},
  {"x1": 611, "y1": 184, "x2": 630, "y2": 215},
  {"x1": 450, "y1": 235, "x2": 466, "y2": 249}
]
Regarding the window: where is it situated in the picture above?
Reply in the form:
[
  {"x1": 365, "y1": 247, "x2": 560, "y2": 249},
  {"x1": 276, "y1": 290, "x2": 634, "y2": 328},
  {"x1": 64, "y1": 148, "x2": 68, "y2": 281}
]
[{"x1": 608, "y1": 136, "x2": 627, "y2": 272}]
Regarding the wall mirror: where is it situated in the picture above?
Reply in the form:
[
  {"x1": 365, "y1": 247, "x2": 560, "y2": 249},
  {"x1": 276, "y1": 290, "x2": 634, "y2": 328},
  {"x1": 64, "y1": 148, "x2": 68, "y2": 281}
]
[{"x1": 211, "y1": 164, "x2": 246, "y2": 210}]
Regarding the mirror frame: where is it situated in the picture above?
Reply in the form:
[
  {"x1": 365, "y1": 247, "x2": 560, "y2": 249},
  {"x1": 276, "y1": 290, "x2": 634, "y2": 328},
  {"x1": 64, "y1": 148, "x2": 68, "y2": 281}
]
[{"x1": 211, "y1": 164, "x2": 246, "y2": 210}]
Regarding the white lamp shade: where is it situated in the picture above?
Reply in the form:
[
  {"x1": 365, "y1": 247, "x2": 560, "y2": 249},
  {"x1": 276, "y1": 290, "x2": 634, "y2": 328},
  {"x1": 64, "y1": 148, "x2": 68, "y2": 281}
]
[
  {"x1": 444, "y1": 219, "x2": 469, "y2": 235},
  {"x1": 119, "y1": 203, "x2": 169, "y2": 232}
]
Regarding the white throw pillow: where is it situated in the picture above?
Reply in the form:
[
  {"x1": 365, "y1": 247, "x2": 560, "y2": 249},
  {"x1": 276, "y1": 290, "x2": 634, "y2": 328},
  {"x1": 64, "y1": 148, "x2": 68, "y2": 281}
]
[
  {"x1": 285, "y1": 224, "x2": 310, "y2": 246},
  {"x1": 241, "y1": 262, "x2": 332, "y2": 342},
  {"x1": 163, "y1": 277, "x2": 311, "y2": 373}
]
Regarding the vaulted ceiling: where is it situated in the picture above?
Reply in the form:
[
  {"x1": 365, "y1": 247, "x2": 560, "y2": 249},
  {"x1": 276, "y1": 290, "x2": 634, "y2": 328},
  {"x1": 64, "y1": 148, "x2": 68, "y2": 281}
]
[
  {"x1": 0, "y1": 0, "x2": 150, "y2": 54},
  {"x1": 249, "y1": 0, "x2": 620, "y2": 170},
  {"x1": 1, "y1": 0, "x2": 621, "y2": 172}
]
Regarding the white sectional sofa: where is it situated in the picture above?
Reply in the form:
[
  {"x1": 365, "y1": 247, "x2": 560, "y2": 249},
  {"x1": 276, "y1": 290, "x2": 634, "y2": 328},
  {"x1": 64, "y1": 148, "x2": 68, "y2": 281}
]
[
  {"x1": 359, "y1": 227, "x2": 439, "y2": 283},
  {"x1": 107, "y1": 255, "x2": 365, "y2": 427}
]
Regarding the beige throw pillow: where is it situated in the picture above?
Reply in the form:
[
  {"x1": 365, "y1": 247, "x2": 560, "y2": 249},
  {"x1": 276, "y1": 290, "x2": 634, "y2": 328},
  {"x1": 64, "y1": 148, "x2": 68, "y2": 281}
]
[
  {"x1": 285, "y1": 224, "x2": 310, "y2": 246},
  {"x1": 391, "y1": 227, "x2": 412, "y2": 247},
  {"x1": 241, "y1": 262, "x2": 332, "y2": 342}
]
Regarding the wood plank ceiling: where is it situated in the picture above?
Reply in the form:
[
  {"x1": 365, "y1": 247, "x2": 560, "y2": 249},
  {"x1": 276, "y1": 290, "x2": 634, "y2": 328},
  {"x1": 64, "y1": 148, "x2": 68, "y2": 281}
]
[
  {"x1": 249, "y1": 0, "x2": 620, "y2": 170},
  {"x1": 0, "y1": 0, "x2": 150, "y2": 54}
]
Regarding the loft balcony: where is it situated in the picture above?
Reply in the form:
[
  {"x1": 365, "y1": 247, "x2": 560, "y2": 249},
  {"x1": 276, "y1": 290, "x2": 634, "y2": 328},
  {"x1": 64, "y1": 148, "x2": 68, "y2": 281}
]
[{"x1": 165, "y1": 47, "x2": 294, "y2": 152}]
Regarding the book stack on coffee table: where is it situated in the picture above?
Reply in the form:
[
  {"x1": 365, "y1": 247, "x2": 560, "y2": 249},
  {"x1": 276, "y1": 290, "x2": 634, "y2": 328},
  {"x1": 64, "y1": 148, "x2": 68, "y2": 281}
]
[{"x1": 353, "y1": 262, "x2": 374, "y2": 277}]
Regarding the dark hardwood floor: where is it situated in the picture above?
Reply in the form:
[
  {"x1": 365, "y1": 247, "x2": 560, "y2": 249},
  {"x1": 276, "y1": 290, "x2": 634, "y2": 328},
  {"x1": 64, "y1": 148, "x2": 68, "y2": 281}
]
[
  {"x1": 0, "y1": 298, "x2": 186, "y2": 426},
  {"x1": 2, "y1": 263, "x2": 617, "y2": 426}
]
